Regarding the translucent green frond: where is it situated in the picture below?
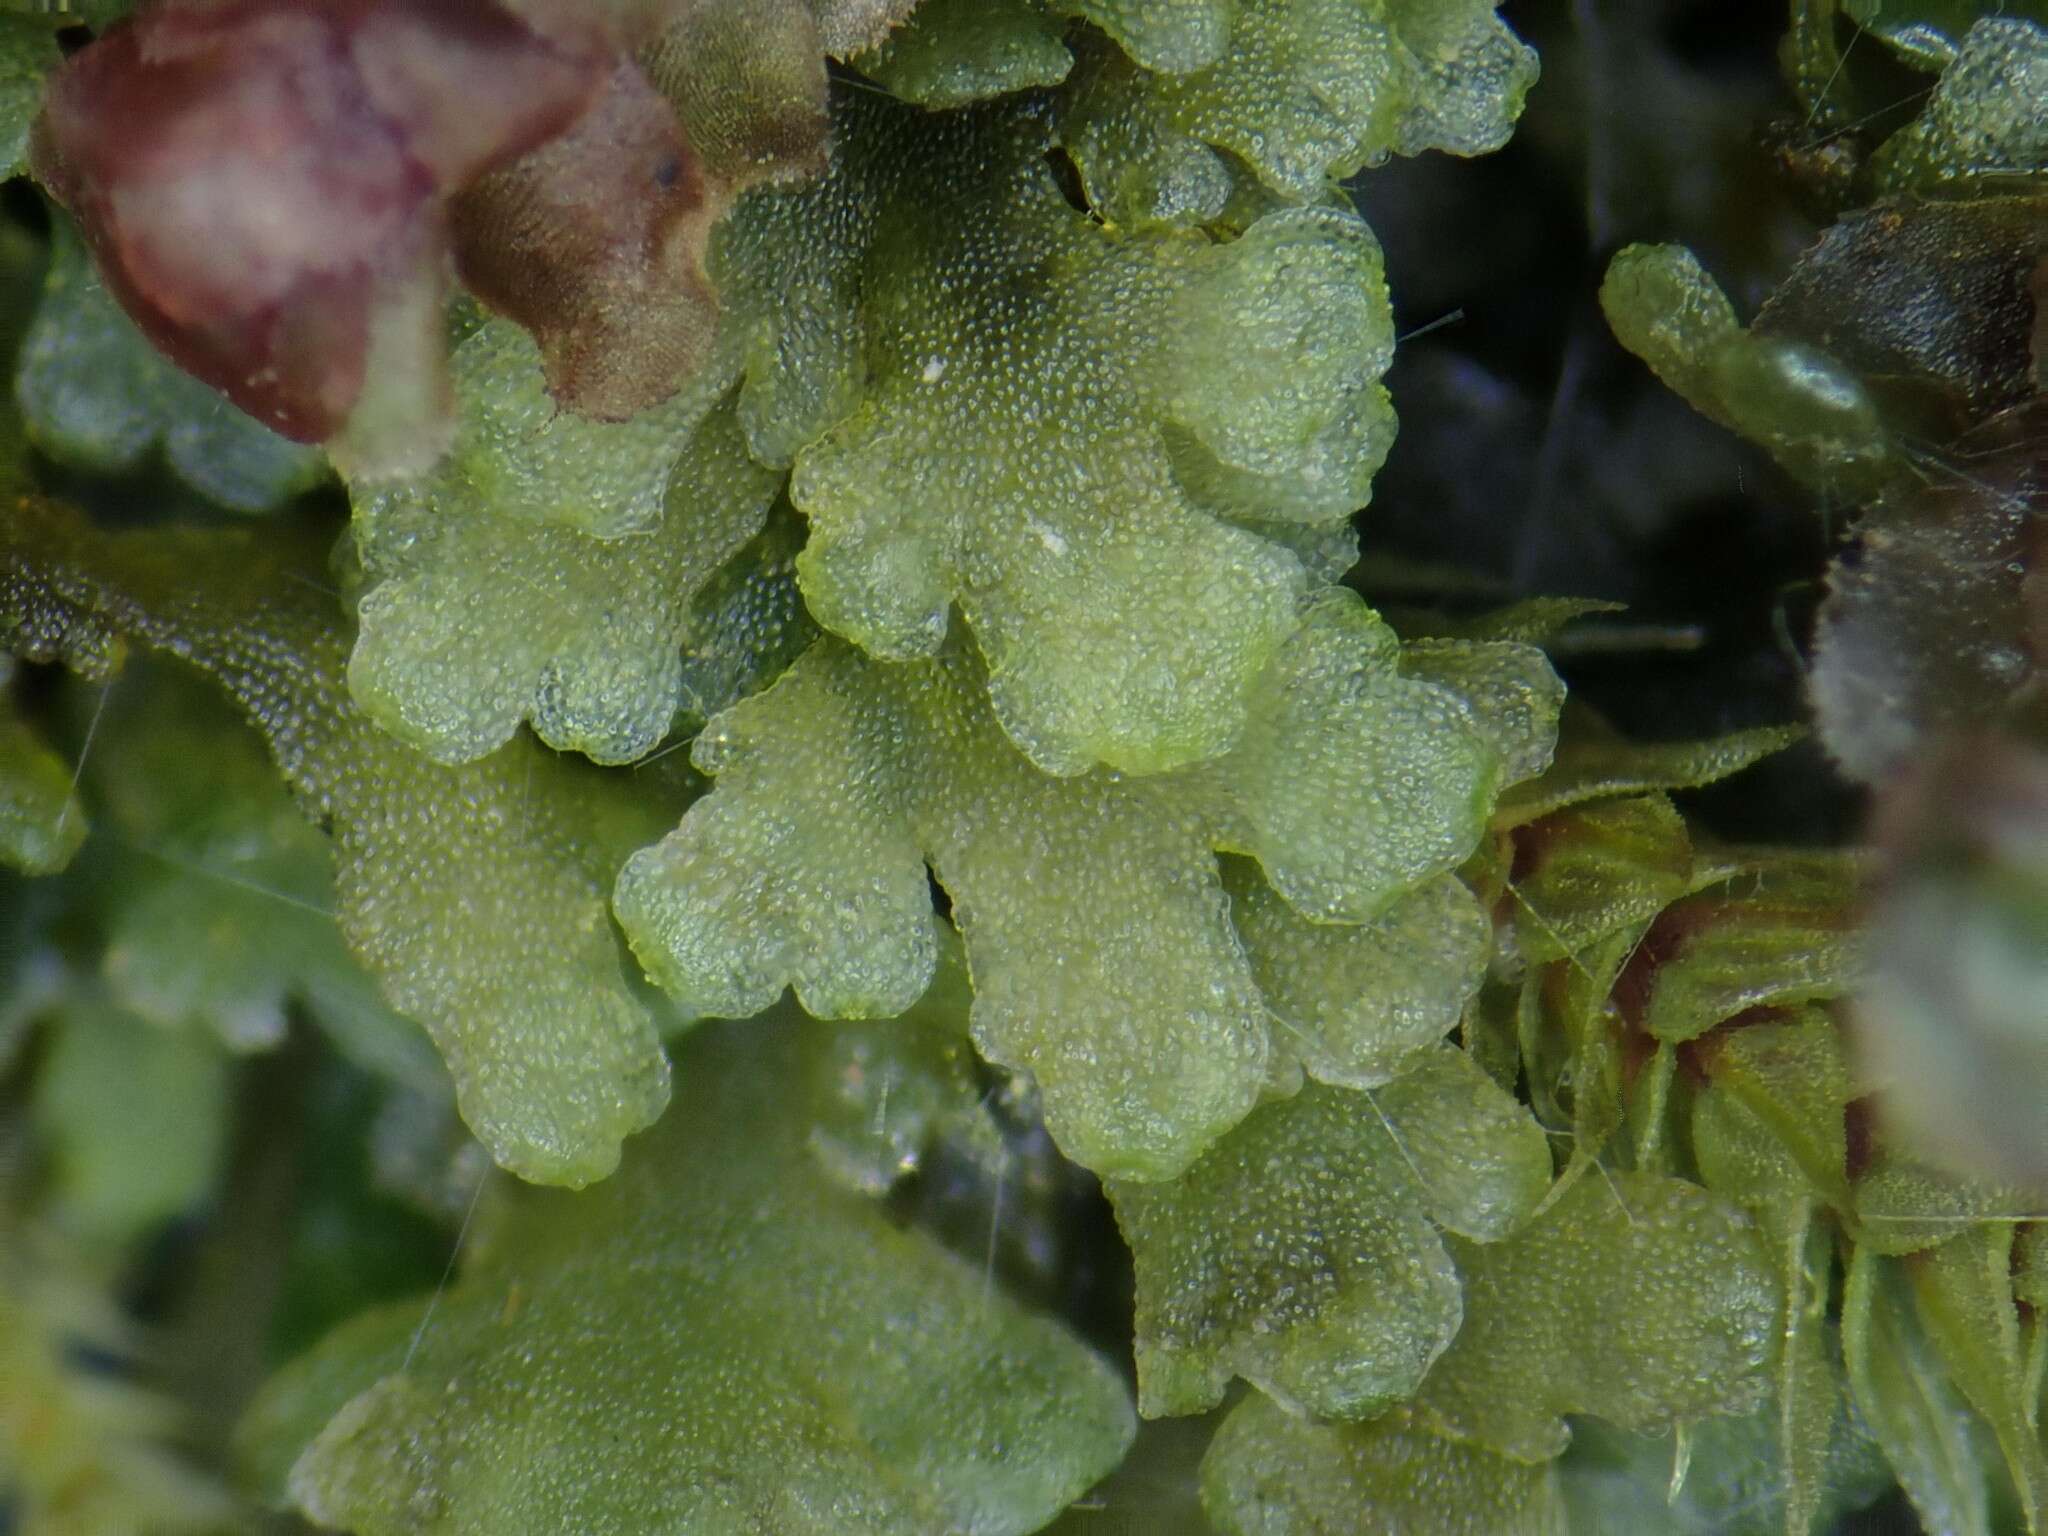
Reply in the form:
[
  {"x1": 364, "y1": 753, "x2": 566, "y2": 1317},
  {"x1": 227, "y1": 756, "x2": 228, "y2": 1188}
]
[
  {"x1": 1202, "y1": 605, "x2": 1557, "y2": 922},
  {"x1": 1108, "y1": 1045, "x2": 1549, "y2": 1419},
  {"x1": 722, "y1": 90, "x2": 1396, "y2": 773},
  {"x1": 1232, "y1": 862, "x2": 1489, "y2": 1091},
  {"x1": 853, "y1": 0, "x2": 1073, "y2": 106},
  {"x1": 1871, "y1": 18, "x2": 2048, "y2": 192},
  {"x1": 347, "y1": 360, "x2": 781, "y2": 765},
  {"x1": 1842, "y1": 0, "x2": 2048, "y2": 71},
  {"x1": 237, "y1": 1016, "x2": 1135, "y2": 1536},
  {"x1": 1412, "y1": 1173, "x2": 1776, "y2": 1461},
  {"x1": 1067, "y1": 0, "x2": 1234, "y2": 71},
  {"x1": 1, "y1": 498, "x2": 668, "y2": 1187},
  {"x1": 1060, "y1": 0, "x2": 1536, "y2": 227},
  {"x1": 1202, "y1": 1398, "x2": 1568, "y2": 1536},
  {"x1": 616, "y1": 590, "x2": 1554, "y2": 1180},
  {"x1": 351, "y1": 316, "x2": 739, "y2": 544}
]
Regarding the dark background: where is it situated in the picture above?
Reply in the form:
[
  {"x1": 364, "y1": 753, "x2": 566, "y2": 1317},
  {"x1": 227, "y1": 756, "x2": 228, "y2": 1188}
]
[{"x1": 1353, "y1": 0, "x2": 1870, "y2": 850}]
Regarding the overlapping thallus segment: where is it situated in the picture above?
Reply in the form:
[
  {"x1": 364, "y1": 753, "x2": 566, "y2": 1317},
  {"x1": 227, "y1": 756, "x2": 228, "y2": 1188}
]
[{"x1": 0, "y1": 1, "x2": 2043, "y2": 1531}]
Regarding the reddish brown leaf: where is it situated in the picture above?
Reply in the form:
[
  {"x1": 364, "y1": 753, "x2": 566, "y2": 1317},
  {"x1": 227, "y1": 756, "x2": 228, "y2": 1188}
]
[
  {"x1": 455, "y1": 0, "x2": 835, "y2": 420},
  {"x1": 31, "y1": 0, "x2": 609, "y2": 449},
  {"x1": 451, "y1": 61, "x2": 721, "y2": 423}
]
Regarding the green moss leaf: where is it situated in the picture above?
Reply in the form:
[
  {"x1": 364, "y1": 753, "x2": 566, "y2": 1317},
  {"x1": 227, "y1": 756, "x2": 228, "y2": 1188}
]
[
  {"x1": 723, "y1": 91, "x2": 1396, "y2": 773},
  {"x1": 1060, "y1": 0, "x2": 1537, "y2": 226},
  {"x1": 616, "y1": 591, "x2": 1545, "y2": 1179},
  {"x1": 1632, "y1": 854, "x2": 1865, "y2": 1045},
  {"x1": 1515, "y1": 926, "x2": 1639, "y2": 1182},
  {"x1": 1413, "y1": 1173, "x2": 1776, "y2": 1461},
  {"x1": 1773, "y1": 1215, "x2": 1847, "y2": 1536},
  {"x1": 1844, "y1": 1243, "x2": 2002, "y2": 1536},
  {"x1": 347, "y1": 354, "x2": 780, "y2": 765},
  {"x1": 1853, "y1": 1143, "x2": 2031, "y2": 1256},
  {"x1": 1693, "y1": 1011, "x2": 1854, "y2": 1212},
  {"x1": 1504, "y1": 792, "x2": 1694, "y2": 965},
  {"x1": 1395, "y1": 596, "x2": 1625, "y2": 647},
  {"x1": 1495, "y1": 709, "x2": 1802, "y2": 825},
  {"x1": 1, "y1": 499, "x2": 669, "y2": 1186},
  {"x1": 237, "y1": 1016, "x2": 1135, "y2": 1536},
  {"x1": 1109, "y1": 1045, "x2": 1549, "y2": 1419},
  {"x1": 1909, "y1": 1226, "x2": 2048, "y2": 1532},
  {"x1": 16, "y1": 219, "x2": 325, "y2": 513},
  {"x1": 1201, "y1": 1397, "x2": 1567, "y2": 1536},
  {"x1": 1687, "y1": 1072, "x2": 1846, "y2": 1536}
]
